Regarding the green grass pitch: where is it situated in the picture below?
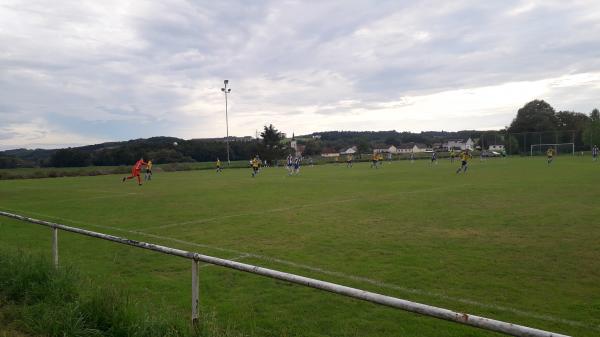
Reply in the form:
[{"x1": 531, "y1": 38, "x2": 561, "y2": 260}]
[{"x1": 0, "y1": 157, "x2": 598, "y2": 337}]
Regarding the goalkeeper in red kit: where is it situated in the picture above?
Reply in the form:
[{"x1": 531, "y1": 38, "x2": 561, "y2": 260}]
[{"x1": 122, "y1": 158, "x2": 147, "y2": 185}]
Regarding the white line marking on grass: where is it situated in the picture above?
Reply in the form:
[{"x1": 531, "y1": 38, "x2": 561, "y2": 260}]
[
  {"x1": 54, "y1": 193, "x2": 139, "y2": 203},
  {"x1": 79, "y1": 189, "x2": 139, "y2": 195},
  {"x1": 3, "y1": 186, "x2": 134, "y2": 195},
  {"x1": 2, "y1": 207, "x2": 596, "y2": 331},
  {"x1": 19, "y1": 192, "x2": 140, "y2": 207},
  {"x1": 137, "y1": 185, "x2": 466, "y2": 232}
]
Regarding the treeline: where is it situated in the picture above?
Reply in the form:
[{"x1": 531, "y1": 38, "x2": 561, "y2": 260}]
[
  {"x1": 298, "y1": 100, "x2": 599, "y2": 155},
  {"x1": 297, "y1": 130, "x2": 505, "y2": 156},
  {"x1": 0, "y1": 137, "x2": 262, "y2": 169},
  {"x1": 50, "y1": 138, "x2": 261, "y2": 168},
  {"x1": 506, "y1": 100, "x2": 599, "y2": 154},
  {"x1": 2, "y1": 100, "x2": 598, "y2": 168}
]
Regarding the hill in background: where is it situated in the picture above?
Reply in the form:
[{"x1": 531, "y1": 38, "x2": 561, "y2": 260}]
[{"x1": 0, "y1": 130, "x2": 499, "y2": 169}]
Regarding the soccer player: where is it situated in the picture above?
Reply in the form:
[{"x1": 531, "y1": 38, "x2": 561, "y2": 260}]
[
  {"x1": 251, "y1": 156, "x2": 260, "y2": 177},
  {"x1": 293, "y1": 156, "x2": 301, "y2": 175},
  {"x1": 286, "y1": 154, "x2": 293, "y2": 175},
  {"x1": 216, "y1": 158, "x2": 222, "y2": 173},
  {"x1": 256, "y1": 155, "x2": 262, "y2": 173},
  {"x1": 430, "y1": 150, "x2": 438, "y2": 165},
  {"x1": 409, "y1": 152, "x2": 415, "y2": 164},
  {"x1": 546, "y1": 147, "x2": 555, "y2": 165},
  {"x1": 593, "y1": 145, "x2": 598, "y2": 161},
  {"x1": 456, "y1": 150, "x2": 471, "y2": 174},
  {"x1": 144, "y1": 159, "x2": 153, "y2": 181},
  {"x1": 122, "y1": 157, "x2": 147, "y2": 185},
  {"x1": 371, "y1": 153, "x2": 378, "y2": 169},
  {"x1": 346, "y1": 154, "x2": 353, "y2": 168},
  {"x1": 449, "y1": 149, "x2": 455, "y2": 163}
]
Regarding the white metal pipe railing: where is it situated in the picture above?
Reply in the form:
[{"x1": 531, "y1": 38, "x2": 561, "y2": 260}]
[{"x1": 0, "y1": 210, "x2": 570, "y2": 337}]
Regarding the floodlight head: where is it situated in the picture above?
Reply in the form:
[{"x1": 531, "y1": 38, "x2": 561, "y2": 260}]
[
  {"x1": 227, "y1": 88, "x2": 231, "y2": 93},
  {"x1": 221, "y1": 88, "x2": 225, "y2": 92},
  {"x1": 224, "y1": 80, "x2": 229, "y2": 85}
]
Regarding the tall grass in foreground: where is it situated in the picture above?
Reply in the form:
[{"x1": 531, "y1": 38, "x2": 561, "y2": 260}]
[{"x1": 0, "y1": 249, "x2": 245, "y2": 337}]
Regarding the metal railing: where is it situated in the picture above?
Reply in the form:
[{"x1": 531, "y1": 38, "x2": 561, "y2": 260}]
[{"x1": 0, "y1": 210, "x2": 570, "y2": 337}]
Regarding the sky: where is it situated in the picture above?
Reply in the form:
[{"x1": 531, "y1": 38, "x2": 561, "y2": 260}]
[{"x1": 1, "y1": 0, "x2": 600, "y2": 150}]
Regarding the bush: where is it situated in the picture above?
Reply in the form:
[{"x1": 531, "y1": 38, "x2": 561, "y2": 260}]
[
  {"x1": 0, "y1": 249, "x2": 246, "y2": 337},
  {"x1": 0, "y1": 250, "x2": 77, "y2": 304}
]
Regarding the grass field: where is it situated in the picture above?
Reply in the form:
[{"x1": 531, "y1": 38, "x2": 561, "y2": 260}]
[
  {"x1": 0, "y1": 157, "x2": 598, "y2": 337},
  {"x1": 0, "y1": 160, "x2": 252, "y2": 180}
]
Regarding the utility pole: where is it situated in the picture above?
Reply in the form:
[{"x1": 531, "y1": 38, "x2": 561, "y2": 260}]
[{"x1": 221, "y1": 80, "x2": 232, "y2": 165}]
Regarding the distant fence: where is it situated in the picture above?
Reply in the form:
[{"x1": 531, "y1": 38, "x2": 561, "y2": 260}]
[
  {"x1": 507, "y1": 130, "x2": 579, "y2": 155},
  {"x1": 0, "y1": 211, "x2": 570, "y2": 337}
]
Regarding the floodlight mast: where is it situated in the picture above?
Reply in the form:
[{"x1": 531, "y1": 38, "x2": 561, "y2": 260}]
[{"x1": 221, "y1": 80, "x2": 232, "y2": 165}]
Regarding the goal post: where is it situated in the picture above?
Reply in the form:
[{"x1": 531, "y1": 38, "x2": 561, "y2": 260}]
[{"x1": 530, "y1": 143, "x2": 575, "y2": 156}]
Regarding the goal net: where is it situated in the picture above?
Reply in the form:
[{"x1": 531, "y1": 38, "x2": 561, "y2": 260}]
[{"x1": 530, "y1": 143, "x2": 574, "y2": 156}]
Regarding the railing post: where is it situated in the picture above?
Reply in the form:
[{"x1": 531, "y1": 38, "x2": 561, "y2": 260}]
[
  {"x1": 191, "y1": 259, "x2": 200, "y2": 325},
  {"x1": 52, "y1": 226, "x2": 58, "y2": 268}
]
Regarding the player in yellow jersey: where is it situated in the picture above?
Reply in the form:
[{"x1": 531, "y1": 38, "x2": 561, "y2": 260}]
[
  {"x1": 449, "y1": 149, "x2": 455, "y2": 163},
  {"x1": 144, "y1": 160, "x2": 153, "y2": 181},
  {"x1": 251, "y1": 156, "x2": 260, "y2": 177},
  {"x1": 216, "y1": 158, "x2": 222, "y2": 173},
  {"x1": 546, "y1": 148, "x2": 555, "y2": 165},
  {"x1": 456, "y1": 150, "x2": 471, "y2": 174},
  {"x1": 371, "y1": 153, "x2": 378, "y2": 168}
]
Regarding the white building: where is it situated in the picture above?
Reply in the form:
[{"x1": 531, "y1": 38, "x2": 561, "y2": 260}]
[
  {"x1": 373, "y1": 145, "x2": 397, "y2": 154},
  {"x1": 289, "y1": 133, "x2": 307, "y2": 156},
  {"x1": 444, "y1": 138, "x2": 475, "y2": 151},
  {"x1": 340, "y1": 146, "x2": 357, "y2": 155},
  {"x1": 397, "y1": 144, "x2": 413, "y2": 153},
  {"x1": 321, "y1": 148, "x2": 340, "y2": 157},
  {"x1": 397, "y1": 143, "x2": 427, "y2": 153},
  {"x1": 412, "y1": 143, "x2": 428, "y2": 153}
]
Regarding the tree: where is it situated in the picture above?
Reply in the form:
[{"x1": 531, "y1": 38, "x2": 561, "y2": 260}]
[
  {"x1": 259, "y1": 124, "x2": 285, "y2": 162},
  {"x1": 508, "y1": 100, "x2": 558, "y2": 133},
  {"x1": 261, "y1": 124, "x2": 284, "y2": 146},
  {"x1": 384, "y1": 136, "x2": 400, "y2": 145},
  {"x1": 555, "y1": 111, "x2": 590, "y2": 148},
  {"x1": 505, "y1": 134, "x2": 520, "y2": 155},
  {"x1": 0, "y1": 155, "x2": 35, "y2": 169},
  {"x1": 477, "y1": 131, "x2": 502, "y2": 150},
  {"x1": 583, "y1": 108, "x2": 600, "y2": 149},
  {"x1": 49, "y1": 148, "x2": 91, "y2": 167},
  {"x1": 357, "y1": 137, "x2": 371, "y2": 155},
  {"x1": 147, "y1": 149, "x2": 192, "y2": 164},
  {"x1": 591, "y1": 108, "x2": 600, "y2": 121},
  {"x1": 303, "y1": 140, "x2": 322, "y2": 156}
]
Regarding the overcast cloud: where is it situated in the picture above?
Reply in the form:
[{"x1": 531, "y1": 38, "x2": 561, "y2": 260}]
[{"x1": 1, "y1": 0, "x2": 600, "y2": 149}]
